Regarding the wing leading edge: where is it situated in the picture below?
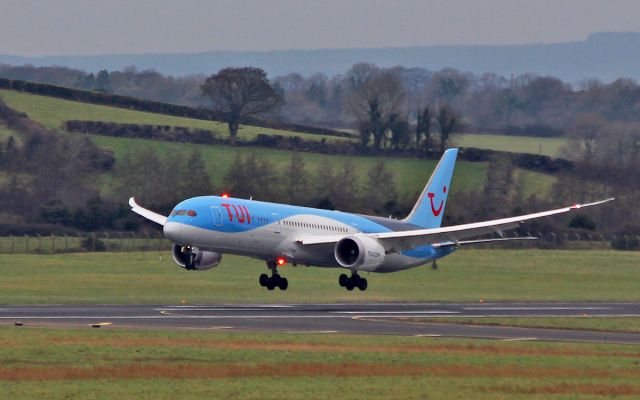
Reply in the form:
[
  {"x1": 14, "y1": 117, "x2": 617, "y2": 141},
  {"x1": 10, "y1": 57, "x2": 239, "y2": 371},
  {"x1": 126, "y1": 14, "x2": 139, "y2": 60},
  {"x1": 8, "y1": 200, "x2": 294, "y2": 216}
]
[
  {"x1": 298, "y1": 198, "x2": 614, "y2": 252},
  {"x1": 129, "y1": 197, "x2": 167, "y2": 226}
]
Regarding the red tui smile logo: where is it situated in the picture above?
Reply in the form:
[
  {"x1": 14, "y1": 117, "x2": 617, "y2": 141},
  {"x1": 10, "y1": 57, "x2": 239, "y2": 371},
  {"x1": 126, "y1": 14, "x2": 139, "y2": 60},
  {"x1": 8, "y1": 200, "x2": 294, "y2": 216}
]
[{"x1": 427, "y1": 186, "x2": 447, "y2": 216}]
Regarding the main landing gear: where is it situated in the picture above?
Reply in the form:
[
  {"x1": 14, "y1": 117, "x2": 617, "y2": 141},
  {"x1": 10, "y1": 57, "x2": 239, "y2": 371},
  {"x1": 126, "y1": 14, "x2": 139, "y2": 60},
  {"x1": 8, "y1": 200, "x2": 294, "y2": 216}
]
[
  {"x1": 259, "y1": 260, "x2": 288, "y2": 291},
  {"x1": 339, "y1": 272, "x2": 368, "y2": 291}
]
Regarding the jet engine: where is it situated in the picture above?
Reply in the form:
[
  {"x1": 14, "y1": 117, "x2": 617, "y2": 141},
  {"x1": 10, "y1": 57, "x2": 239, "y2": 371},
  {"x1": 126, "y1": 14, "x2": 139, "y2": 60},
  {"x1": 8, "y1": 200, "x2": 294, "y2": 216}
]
[
  {"x1": 334, "y1": 235, "x2": 385, "y2": 271},
  {"x1": 172, "y1": 244, "x2": 222, "y2": 271}
]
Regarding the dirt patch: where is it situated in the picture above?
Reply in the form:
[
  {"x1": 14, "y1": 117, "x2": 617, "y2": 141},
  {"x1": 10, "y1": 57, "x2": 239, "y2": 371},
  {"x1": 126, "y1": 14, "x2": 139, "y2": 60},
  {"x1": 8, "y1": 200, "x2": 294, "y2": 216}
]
[
  {"x1": 48, "y1": 337, "x2": 640, "y2": 359},
  {"x1": 1, "y1": 363, "x2": 638, "y2": 382},
  {"x1": 488, "y1": 383, "x2": 640, "y2": 396}
]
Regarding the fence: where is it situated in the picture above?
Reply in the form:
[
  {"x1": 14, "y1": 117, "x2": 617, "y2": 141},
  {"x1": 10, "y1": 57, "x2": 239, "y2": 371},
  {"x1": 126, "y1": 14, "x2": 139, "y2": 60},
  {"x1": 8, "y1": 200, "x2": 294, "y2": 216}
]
[
  {"x1": 0, "y1": 232, "x2": 171, "y2": 254},
  {"x1": 0, "y1": 231, "x2": 638, "y2": 254}
]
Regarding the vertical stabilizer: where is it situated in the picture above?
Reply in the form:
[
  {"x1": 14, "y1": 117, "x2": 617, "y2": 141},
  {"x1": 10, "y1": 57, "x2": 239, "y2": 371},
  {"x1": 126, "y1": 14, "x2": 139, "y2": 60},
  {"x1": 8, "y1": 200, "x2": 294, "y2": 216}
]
[{"x1": 402, "y1": 148, "x2": 458, "y2": 229}]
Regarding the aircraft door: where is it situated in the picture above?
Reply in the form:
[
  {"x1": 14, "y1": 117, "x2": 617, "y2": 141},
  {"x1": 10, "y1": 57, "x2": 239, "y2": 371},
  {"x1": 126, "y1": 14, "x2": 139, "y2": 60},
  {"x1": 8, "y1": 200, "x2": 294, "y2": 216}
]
[
  {"x1": 272, "y1": 212, "x2": 281, "y2": 234},
  {"x1": 210, "y1": 206, "x2": 223, "y2": 227}
]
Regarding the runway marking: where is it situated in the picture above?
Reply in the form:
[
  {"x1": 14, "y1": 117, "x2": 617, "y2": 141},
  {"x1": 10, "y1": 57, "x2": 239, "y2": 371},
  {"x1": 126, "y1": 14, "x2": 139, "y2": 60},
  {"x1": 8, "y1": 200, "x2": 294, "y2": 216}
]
[
  {"x1": 463, "y1": 307, "x2": 611, "y2": 311},
  {"x1": 501, "y1": 337, "x2": 538, "y2": 341},
  {"x1": 413, "y1": 334, "x2": 442, "y2": 337},
  {"x1": 334, "y1": 311, "x2": 460, "y2": 315}
]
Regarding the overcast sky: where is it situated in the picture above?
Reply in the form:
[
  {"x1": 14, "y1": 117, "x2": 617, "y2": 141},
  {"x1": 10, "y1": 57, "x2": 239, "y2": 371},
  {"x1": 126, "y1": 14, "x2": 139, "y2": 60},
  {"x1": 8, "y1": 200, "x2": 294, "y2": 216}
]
[{"x1": 1, "y1": 0, "x2": 639, "y2": 56}]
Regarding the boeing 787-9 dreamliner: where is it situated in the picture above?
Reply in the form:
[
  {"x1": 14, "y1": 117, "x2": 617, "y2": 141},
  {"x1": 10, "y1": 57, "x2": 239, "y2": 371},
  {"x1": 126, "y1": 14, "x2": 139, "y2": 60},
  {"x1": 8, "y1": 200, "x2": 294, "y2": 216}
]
[{"x1": 130, "y1": 148, "x2": 612, "y2": 291}]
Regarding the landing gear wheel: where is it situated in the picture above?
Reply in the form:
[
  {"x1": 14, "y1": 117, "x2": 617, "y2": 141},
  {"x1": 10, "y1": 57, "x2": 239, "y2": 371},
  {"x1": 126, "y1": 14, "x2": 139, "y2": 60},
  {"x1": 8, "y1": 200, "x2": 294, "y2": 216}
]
[
  {"x1": 278, "y1": 277, "x2": 289, "y2": 290},
  {"x1": 259, "y1": 273, "x2": 269, "y2": 287},
  {"x1": 266, "y1": 279, "x2": 276, "y2": 290},
  {"x1": 357, "y1": 278, "x2": 368, "y2": 291},
  {"x1": 339, "y1": 274, "x2": 348, "y2": 287},
  {"x1": 345, "y1": 280, "x2": 355, "y2": 291}
]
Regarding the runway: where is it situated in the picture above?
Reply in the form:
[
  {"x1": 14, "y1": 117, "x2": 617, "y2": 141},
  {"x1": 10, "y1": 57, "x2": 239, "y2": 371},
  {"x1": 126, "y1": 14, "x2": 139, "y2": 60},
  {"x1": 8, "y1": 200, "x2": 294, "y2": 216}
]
[{"x1": 1, "y1": 302, "x2": 640, "y2": 344}]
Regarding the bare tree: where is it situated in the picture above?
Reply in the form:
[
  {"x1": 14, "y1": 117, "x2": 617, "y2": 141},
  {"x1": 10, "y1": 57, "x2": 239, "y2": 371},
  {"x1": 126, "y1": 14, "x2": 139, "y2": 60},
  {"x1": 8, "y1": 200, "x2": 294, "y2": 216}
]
[
  {"x1": 436, "y1": 104, "x2": 459, "y2": 154},
  {"x1": 201, "y1": 67, "x2": 283, "y2": 145},
  {"x1": 346, "y1": 63, "x2": 406, "y2": 150},
  {"x1": 415, "y1": 106, "x2": 432, "y2": 154}
]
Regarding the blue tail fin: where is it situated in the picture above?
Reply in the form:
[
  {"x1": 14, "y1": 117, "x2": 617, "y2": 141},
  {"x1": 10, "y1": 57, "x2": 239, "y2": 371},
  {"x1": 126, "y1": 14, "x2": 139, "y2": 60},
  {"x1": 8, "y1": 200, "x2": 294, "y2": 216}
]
[{"x1": 403, "y1": 148, "x2": 458, "y2": 229}]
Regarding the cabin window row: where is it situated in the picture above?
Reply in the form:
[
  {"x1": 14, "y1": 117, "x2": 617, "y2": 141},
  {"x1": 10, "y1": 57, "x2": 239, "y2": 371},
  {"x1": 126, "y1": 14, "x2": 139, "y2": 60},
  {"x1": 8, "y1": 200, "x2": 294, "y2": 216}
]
[{"x1": 283, "y1": 220, "x2": 348, "y2": 232}]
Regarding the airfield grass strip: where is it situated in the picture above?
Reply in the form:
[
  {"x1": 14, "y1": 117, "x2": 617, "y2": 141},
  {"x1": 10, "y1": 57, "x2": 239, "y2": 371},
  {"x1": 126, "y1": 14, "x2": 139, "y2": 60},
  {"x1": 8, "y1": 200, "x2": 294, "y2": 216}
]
[
  {"x1": 39, "y1": 337, "x2": 640, "y2": 359},
  {"x1": 1, "y1": 362, "x2": 639, "y2": 381}
]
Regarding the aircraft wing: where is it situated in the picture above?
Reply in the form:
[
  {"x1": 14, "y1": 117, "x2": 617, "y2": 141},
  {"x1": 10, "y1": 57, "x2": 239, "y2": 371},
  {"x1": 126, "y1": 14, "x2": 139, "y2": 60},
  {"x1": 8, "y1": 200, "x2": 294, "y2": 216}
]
[
  {"x1": 298, "y1": 198, "x2": 613, "y2": 252},
  {"x1": 129, "y1": 197, "x2": 167, "y2": 226}
]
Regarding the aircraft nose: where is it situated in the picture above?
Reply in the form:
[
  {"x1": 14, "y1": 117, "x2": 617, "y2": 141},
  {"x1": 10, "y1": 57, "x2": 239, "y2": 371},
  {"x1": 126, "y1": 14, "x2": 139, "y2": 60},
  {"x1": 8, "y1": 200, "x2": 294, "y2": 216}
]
[{"x1": 163, "y1": 222, "x2": 183, "y2": 242}]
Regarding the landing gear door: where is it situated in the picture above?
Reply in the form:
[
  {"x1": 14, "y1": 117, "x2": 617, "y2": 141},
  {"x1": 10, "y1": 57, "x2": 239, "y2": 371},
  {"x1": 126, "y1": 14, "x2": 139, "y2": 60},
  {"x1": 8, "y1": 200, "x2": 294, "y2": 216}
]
[{"x1": 210, "y1": 206, "x2": 223, "y2": 227}]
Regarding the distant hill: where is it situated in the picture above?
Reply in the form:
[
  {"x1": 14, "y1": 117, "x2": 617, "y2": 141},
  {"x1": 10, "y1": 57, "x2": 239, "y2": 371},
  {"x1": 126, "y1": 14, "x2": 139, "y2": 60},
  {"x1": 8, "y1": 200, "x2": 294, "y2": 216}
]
[{"x1": 1, "y1": 32, "x2": 639, "y2": 82}]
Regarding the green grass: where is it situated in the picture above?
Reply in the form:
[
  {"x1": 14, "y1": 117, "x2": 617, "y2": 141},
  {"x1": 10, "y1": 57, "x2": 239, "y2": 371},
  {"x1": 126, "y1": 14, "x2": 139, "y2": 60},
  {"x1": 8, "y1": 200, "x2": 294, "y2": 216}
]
[
  {"x1": 1, "y1": 327, "x2": 639, "y2": 399},
  {"x1": 399, "y1": 317, "x2": 640, "y2": 333},
  {"x1": 456, "y1": 133, "x2": 567, "y2": 157},
  {"x1": 90, "y1": 134, "x2": 489, "y2": 194},
  {"x1": 0, "y1": 249, "x2": 638, "y2": 305},
  {"x1": 0, "y1": 89, "x2": 349, "y2": 142},
  {"x1": 0, "y1": 89, "x2": 557, "y2": 196}
]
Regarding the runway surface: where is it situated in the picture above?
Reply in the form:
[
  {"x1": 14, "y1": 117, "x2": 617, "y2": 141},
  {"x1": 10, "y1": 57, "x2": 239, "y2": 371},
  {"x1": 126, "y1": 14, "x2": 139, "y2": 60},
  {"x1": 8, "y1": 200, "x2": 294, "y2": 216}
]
[{"x1": 2, "y1": 302, "x2": 640, "y2": 344}]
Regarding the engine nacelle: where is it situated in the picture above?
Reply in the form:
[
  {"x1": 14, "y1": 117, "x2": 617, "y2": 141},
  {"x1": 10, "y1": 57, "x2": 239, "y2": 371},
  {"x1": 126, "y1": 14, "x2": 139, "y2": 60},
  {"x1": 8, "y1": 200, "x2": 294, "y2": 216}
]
[
  {"x1": 172, "y1": 244, "x2": 222, "y2": 271},
  {"x1": 334, "y1": 235, "x2": 386, "y2": 272}
]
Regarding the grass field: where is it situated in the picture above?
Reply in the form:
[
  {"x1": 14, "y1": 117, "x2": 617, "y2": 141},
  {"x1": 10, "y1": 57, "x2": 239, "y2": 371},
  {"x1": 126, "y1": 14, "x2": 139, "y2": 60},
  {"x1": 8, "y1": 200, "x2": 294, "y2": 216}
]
[
  {"x1": 0, "y1": 89, "x2": 350, "y2": 143},
  {"x1": 400, "y1": 317, "x2": 640, "y2": 333},
  {"x1": 1, "y1": 327, "x2": 639, "y2": 399},
  {"x1": 0, "y1": 89, "x2": 557, "y2": 196},
  {"x1": 1, "y1": 249, "x2": 638, "y2": 305},
  {"x1": 455, "y1": 133, "x2": 567, "y2": 157}
]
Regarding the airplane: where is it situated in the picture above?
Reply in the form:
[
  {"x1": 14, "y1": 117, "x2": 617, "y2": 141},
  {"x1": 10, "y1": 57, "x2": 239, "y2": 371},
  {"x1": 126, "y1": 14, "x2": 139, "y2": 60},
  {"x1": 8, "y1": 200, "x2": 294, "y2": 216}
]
[{"x1": 129, "y1": 148, "x2": 613, "y2": 291}]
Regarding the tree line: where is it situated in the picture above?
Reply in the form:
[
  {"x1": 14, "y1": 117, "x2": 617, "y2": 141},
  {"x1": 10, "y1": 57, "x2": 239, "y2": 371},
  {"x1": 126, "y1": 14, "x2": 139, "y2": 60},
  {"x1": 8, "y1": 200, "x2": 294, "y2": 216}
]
[{"x1": 3, "y1": 62, "x2": 640, "y2": 139}]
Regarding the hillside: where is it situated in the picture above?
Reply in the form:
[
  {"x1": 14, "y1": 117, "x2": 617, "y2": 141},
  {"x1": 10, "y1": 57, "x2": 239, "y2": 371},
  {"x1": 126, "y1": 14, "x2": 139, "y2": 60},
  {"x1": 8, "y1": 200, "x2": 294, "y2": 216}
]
[
  {"x1": 1, "y1": 32, "x2": 638, "y2": 82},
  {"x1": 0, "y1": 88, "x2": 555, "y2": 198}
]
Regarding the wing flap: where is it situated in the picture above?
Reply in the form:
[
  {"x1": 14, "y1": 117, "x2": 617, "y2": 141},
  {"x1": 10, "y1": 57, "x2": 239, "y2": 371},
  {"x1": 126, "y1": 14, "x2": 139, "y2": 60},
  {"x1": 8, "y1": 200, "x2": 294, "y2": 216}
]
[
  {"x1": 297, "y1": 198, "x2": 614, "y2": 251},
  {"x1": 129, "y1": 197, "x2": 167, "y2": 226}
]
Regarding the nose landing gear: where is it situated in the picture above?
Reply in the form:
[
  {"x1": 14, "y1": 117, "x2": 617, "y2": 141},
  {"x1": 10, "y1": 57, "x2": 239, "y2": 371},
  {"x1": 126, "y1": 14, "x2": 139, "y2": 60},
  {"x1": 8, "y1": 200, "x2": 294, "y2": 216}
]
[
  {"x1": 339, "y1": 272, "x2": 367, "y2": 291},
  {"x1": 259, "y1": 260, "x2": 288, "y2": 291}
]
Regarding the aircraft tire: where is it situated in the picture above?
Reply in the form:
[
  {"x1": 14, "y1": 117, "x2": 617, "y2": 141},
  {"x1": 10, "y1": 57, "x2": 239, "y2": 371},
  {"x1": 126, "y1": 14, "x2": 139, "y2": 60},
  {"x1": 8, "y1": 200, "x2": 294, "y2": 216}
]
[
  {"x1": 278, "y1": 277, "x2": 289, "y2": 290},
  {"x1": 357, "y1": 278, "x2": 368, "y2": 291},
  {"x1": 259, "y1": 273, "x2": 269, "y2": 287},
  {"x1": 266, "y1": 280, "x2": 276, "y2": 290},
  {"x1": 339, "y1": 274, "x2": 348, "y2": 287},
  {"x1": 345, "y1": 280, "x2": 355, "y2": 291}
]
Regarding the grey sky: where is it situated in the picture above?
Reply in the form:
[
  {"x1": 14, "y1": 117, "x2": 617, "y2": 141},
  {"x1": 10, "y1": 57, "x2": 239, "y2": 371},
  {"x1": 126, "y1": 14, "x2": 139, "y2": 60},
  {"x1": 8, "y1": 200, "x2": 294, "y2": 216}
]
[{"x1": 1, "y1": 0, "x2": 639, "y2": 56}]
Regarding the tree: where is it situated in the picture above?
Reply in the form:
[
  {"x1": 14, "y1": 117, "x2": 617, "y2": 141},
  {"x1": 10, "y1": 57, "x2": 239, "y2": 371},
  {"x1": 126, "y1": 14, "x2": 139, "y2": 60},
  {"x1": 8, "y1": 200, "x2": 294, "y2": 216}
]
[
  {"x1": 183, "y1": 150, "x2": 213, "y2": 199},
  {"x1": 201, "y1": 67, "x2": 283, "y2": 145},
  {"x1": 415, "y1": 106, "x2": 432, "y2": 155},
  {"x1": 436, "y1": 104, "x2": 459, "y2": 154},
  {"x1": 346, "y1": 63, "x2": 406, "y2": 150},
  {"x1": 481, "y1": 155, "x2": 515, "y2": 218},
  {"x1": 364, "y1": 161, "x2": 398, "y2": 215},
  {"x1": 223, "y1": 152, "x2": 279, "y2": 201},
  {"x1": 283, "y1": 152, "x2": 309, "y2": 205},
  {"x1": 387, "y1": 113, "x2": 410, "y2": 150}
]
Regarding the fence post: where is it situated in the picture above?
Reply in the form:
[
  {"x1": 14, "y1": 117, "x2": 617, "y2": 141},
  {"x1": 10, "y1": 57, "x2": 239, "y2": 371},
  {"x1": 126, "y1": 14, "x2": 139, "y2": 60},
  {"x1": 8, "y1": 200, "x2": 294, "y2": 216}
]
[
  {"x1": 624, "y1": 235, "x2": 630, "y2": 251},
  {"x1": 145, "y1": 233, "x2": 150, "y2": 250},
  {"x1": 36, "y1": 234, "x2": 42, "y2": 253},
  {"x1": 63, "y1": 234, "x2": 68, "y2": 252},
  {"x1": 10, "y1": 236, "x2": 14, "y2": 254},
  {"x1": 104, "y1": 232, "x2": 110, "y2": 252},
  {"x1": 120, "y1": 232, "x2": 125, "y2": 251},
  {"x1": 50, "y1": 233, "x2": 55, "y2": 253},
  {"x1": 157, "y1": 231, "x2": 163, "y2": 251},
  {"x1": 24, "y1": 234, "x2": 29, "y2": 253},
  {"x1": 91, "y1": 233, "x2": 96, "y2": 252}
]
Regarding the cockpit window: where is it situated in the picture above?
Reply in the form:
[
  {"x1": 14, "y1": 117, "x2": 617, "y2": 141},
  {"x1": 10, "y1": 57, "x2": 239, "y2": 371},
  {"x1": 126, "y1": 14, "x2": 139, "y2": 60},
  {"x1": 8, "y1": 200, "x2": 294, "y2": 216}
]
[{"x1": 170, "y1": 209, "x2": 196, "y2": 217}]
